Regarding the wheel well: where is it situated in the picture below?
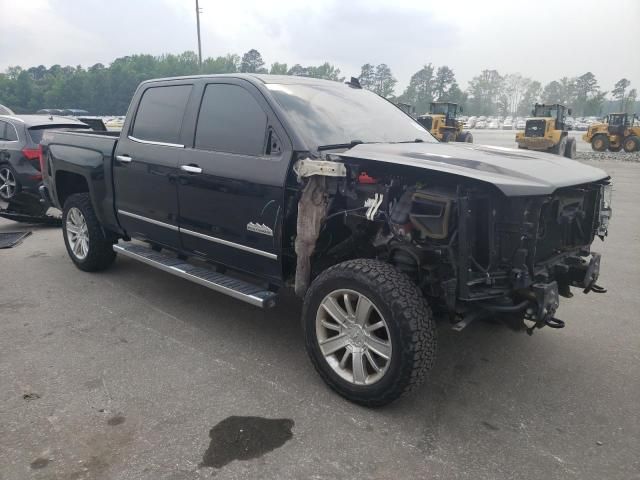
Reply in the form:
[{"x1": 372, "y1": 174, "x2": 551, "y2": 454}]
[{"x1": 55, "y1": 171, "x2": 89, "y2": 207}]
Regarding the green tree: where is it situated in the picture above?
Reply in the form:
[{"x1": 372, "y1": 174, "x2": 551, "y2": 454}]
[
  {"x1": 467, "y1": 69, "x2": 503, "y2": 115},
  {"x1": 433, "y1": 66, "x2": 456, "y2": 101},
  {"x1": 612, "y1": 78, "x2": 631, "y2": 110},
  {"x1": 517, "y1": 80, "x2": 542, "y2": 116},
  {"x1": 402, "y1": 64, "x2": 435, "y2": 114},
  {"x1": 358, "y1": 64, "x2": 376, "y2": 90},
  {"x1": 373, "y1": 64, "x2": 396, "y2": 98},
  {"x1": 240, "y1": 49, "x2": 266, "y2": 73},
  {"x1": 269, "y1": 62, "x2": 288, "y2": 75}
]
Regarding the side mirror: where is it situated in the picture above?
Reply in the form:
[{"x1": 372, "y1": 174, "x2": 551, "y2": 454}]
[{"x1": 568, "y1": 108, "x2": 572, "y2": 116}]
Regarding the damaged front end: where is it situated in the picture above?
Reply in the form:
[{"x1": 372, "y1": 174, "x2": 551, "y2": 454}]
[{"x1": 291, "y1": 154, "x2": 612, "y2": 335}]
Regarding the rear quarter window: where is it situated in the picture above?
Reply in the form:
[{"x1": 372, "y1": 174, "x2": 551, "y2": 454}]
[{"x1": 132, "y1": 85, "x2": 193, "y2": 145}]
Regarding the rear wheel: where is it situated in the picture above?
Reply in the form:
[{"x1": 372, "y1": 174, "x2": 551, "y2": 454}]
[
  {"x1": 0, "y1": 164, "x2": 20, "y2": 201},
  {"x1": 303, "y1": 259, "x2": 436, "y2": 407},
  {"x1": 591, "y1": 134, "x2": 609, "y2": 152},
  {"x1": 457, "y1": 131, "x2": 473, "y2": 143},
  {"x1": 564, "y1": 137, "x2": 577, "y2": 159},
  {"x1": 623, "y1": 136, "x2": 639, "y2": 153},
  {"x1": 62, "y1": 193, "x2": 117, "y2": 272},
  {"x1": 442, "y1": 131, "x2": 455, "y2": 143}
]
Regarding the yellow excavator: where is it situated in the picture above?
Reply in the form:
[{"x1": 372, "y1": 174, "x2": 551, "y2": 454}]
[
  {"x1": 583, "y1": 113, "x2": 639, "y2": 152},
  {"x1": 515, "y1": 104, "x2": 576, "y2": 158},
  {"x1": 417, "y1": 102, "x2": 473, "y2": 143}
]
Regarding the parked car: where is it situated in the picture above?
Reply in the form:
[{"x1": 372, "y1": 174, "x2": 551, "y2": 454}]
[
  {"x1": 0, "y1": 115, "x2": 88, "y2": 201},
  {"x1": 516, "y1": 119, "x2": 527, "y2": 130},
  {"x1": 488, "y1": 120, "x2": 500, "y2": 129},
  {"x1": 475, "y1": 120, "x2": 487, "y2": 129},
  {"x1": 41, "y1": 74, "x2": 611, "y2": 406},
  {"x1": 502, "y1": 119, "x2": 514, "y2": 130}
]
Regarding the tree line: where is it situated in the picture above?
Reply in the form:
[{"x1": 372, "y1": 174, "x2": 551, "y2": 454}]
[{"x1": 0, "y1": 48, "x2": 637, "y2": 117}]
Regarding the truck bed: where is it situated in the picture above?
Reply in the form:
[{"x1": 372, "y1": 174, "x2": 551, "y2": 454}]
[{"x1": 41, "y1": 129, "x2": 120, "y2": 231}]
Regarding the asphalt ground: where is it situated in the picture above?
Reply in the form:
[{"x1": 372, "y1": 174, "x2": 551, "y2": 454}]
[{"x1": 0, "y1": 156, "x2": 638, "y2": 479}]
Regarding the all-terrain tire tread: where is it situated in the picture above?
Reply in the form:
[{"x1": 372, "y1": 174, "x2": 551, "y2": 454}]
[
  {"x1": 62, "y1": 193, "x2": 116, "y2": 272},
  {"x1": 303, "y1": 259, "x2": 436, "y2": 407}
]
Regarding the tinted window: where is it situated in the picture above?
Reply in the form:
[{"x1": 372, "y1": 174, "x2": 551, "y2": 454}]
[
  {"x1": 132, "y1": 85, "x2": 192, "y2": 144},
  {"x1": 5, "y1": 122, "x2": 18, "y2": 141},
  {"x1": 266, "y1": 83, "x2": 437, "y2": 151},
  {"x1": 0, "y1": 121, "x2": 7, "y2": 140},
  {"x1": 195, "y1": 84, "x2": 267, "y2": 156}
]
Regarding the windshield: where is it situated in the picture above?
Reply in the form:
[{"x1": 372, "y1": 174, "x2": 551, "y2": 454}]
[
  {"x1": 266, "y1": 83, "x2": 436, "y2": 150},
  {"x1": 534, "y1": 105, "x2": 559, "y2": 118},
  {"x1": 430, "y1": 103, "x2": 452, "y2": 115}
]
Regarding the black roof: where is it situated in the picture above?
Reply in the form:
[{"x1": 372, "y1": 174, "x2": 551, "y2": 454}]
[{"x1": 140, "y1": 73, "x2": 344, "y2": 87}]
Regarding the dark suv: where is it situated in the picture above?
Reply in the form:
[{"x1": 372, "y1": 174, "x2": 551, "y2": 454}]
[{"x1": 0, "y1": 115, "x2": 87, "y2": 201}]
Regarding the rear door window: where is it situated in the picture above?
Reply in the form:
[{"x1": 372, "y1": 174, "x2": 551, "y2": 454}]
[
  {"x1": 195, "y1": 84, "x2": 267, "y2": 156},
  {"x1": 132, "y1": 85, "x2": 193, "y2": 145}
]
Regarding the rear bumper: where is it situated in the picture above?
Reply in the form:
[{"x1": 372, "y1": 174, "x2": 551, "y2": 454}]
[{"x1": 38, "y1": 184, "x2": 53, "y2": 209}]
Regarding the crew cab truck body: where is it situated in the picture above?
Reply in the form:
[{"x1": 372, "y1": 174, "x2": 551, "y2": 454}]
[{"x1": 41, "y1": 74, "x2": 612, "y2": 406}]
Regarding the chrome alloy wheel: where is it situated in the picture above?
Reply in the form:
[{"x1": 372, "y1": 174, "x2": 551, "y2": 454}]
[
  {"x1": 0, "y1": 167, "x2": 17, "y2": 200},
  {"x1": 316, "y1": 289, "x2": 392, "y2": 385},
  {"x1": 66, "y1": 207, "x2": 89, "y2": 260}
]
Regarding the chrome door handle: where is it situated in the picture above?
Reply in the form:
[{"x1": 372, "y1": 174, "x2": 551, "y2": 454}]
[
  {"x1": 116, "y1": 155, "x2": 132, "y2": 163},
  {"x1": 180, "y1": 165, "x2": 202, "y2": 174}
]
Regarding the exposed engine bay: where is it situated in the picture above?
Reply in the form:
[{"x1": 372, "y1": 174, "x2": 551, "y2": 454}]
[{"x1": 291, "y1": 155, "x2": 612, "y2": 334}]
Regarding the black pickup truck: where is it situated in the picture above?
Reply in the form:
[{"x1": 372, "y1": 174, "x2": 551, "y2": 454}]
[{"x1": 41, "y1": 74, "x2": 612, "y2": 406}]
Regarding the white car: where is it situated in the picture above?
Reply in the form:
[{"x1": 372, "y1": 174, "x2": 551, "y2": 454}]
[
  {"x1": 464, "y1": 118, "x2": 476, "y2": 129},
  {"x1": 488, "y1": 120, "x2": 500, "y2": 129},
  {"x1": 516, "y1": 119, "x2": 527, "y2": 130},
  {"x1": 475, "y1": 120, "x2": 487, "y2": 129},
  {"x1": 502, "y1": 119, "x2": 514, "y2": 130}
]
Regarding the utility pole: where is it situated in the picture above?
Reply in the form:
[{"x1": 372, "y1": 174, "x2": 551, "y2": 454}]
[{"x1": 195, "y1": 0, "x2": 203, "y2": 68}]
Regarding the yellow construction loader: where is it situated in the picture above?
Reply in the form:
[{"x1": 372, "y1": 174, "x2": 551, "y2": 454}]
[
  {"x1": 583, "y1": 113, "x2": 639, "y2": 152},
  {"x1": 417, "y1": 102, "x2": 473, "y2": 143},
  {"x1": 515, "y1": 104, "x2": 576, "y2": 158}
]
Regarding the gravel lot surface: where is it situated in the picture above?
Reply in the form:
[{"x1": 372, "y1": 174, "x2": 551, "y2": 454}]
[{"x1": 0, "y1": 155, "x2": 638, "y2": 479}]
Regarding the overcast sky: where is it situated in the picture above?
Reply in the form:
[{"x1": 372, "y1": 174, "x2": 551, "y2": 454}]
[{"x1": 1, "y1": 0, "x2": 638, "y2": 95}]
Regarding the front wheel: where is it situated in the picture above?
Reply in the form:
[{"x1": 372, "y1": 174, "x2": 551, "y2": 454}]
[
  {"x1": 62, "y1": 193, "x2": 116, "y2": 272},
  {"x1": 564, "y1": 137, "x2": 577, "y2": 159},
  {"x1": 302, "y1": 259, "x2": 437, "y2": 407},
  {"x1": 551, "y1": 136, "x2": 567, "y2": 156},
  {"x1": 591, "y1": 134, "x2": 609, "y2": 152}
]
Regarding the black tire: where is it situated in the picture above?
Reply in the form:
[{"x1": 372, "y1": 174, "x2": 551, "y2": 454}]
[
  {"x1": 0, "y1": 163, "x2": 21, "y2": 201},
  {"x1": 62, "y1": 193, "x2": 116, "y2": 272},
  {"x1": 302, "y1": 259, "x2": 437, "y2": 407},
  {"x1": 564, "y1": 137, "x2": 577, "y2": 159},
  {"x1": 442, "y1": 131, "x2": 455, "y2": 143},
  {"x1": 551, "y1": 135, "x2": 567, "y2": 156},
  {"x1": 591, "y1": 134, "x2": 609, "y2": 152},
  {"x1": 623, "y1": 136, "x2": 639, "y2": 153},
  {"x1": 456, "y1": 131, "x2": 473, "y2": 143}
]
